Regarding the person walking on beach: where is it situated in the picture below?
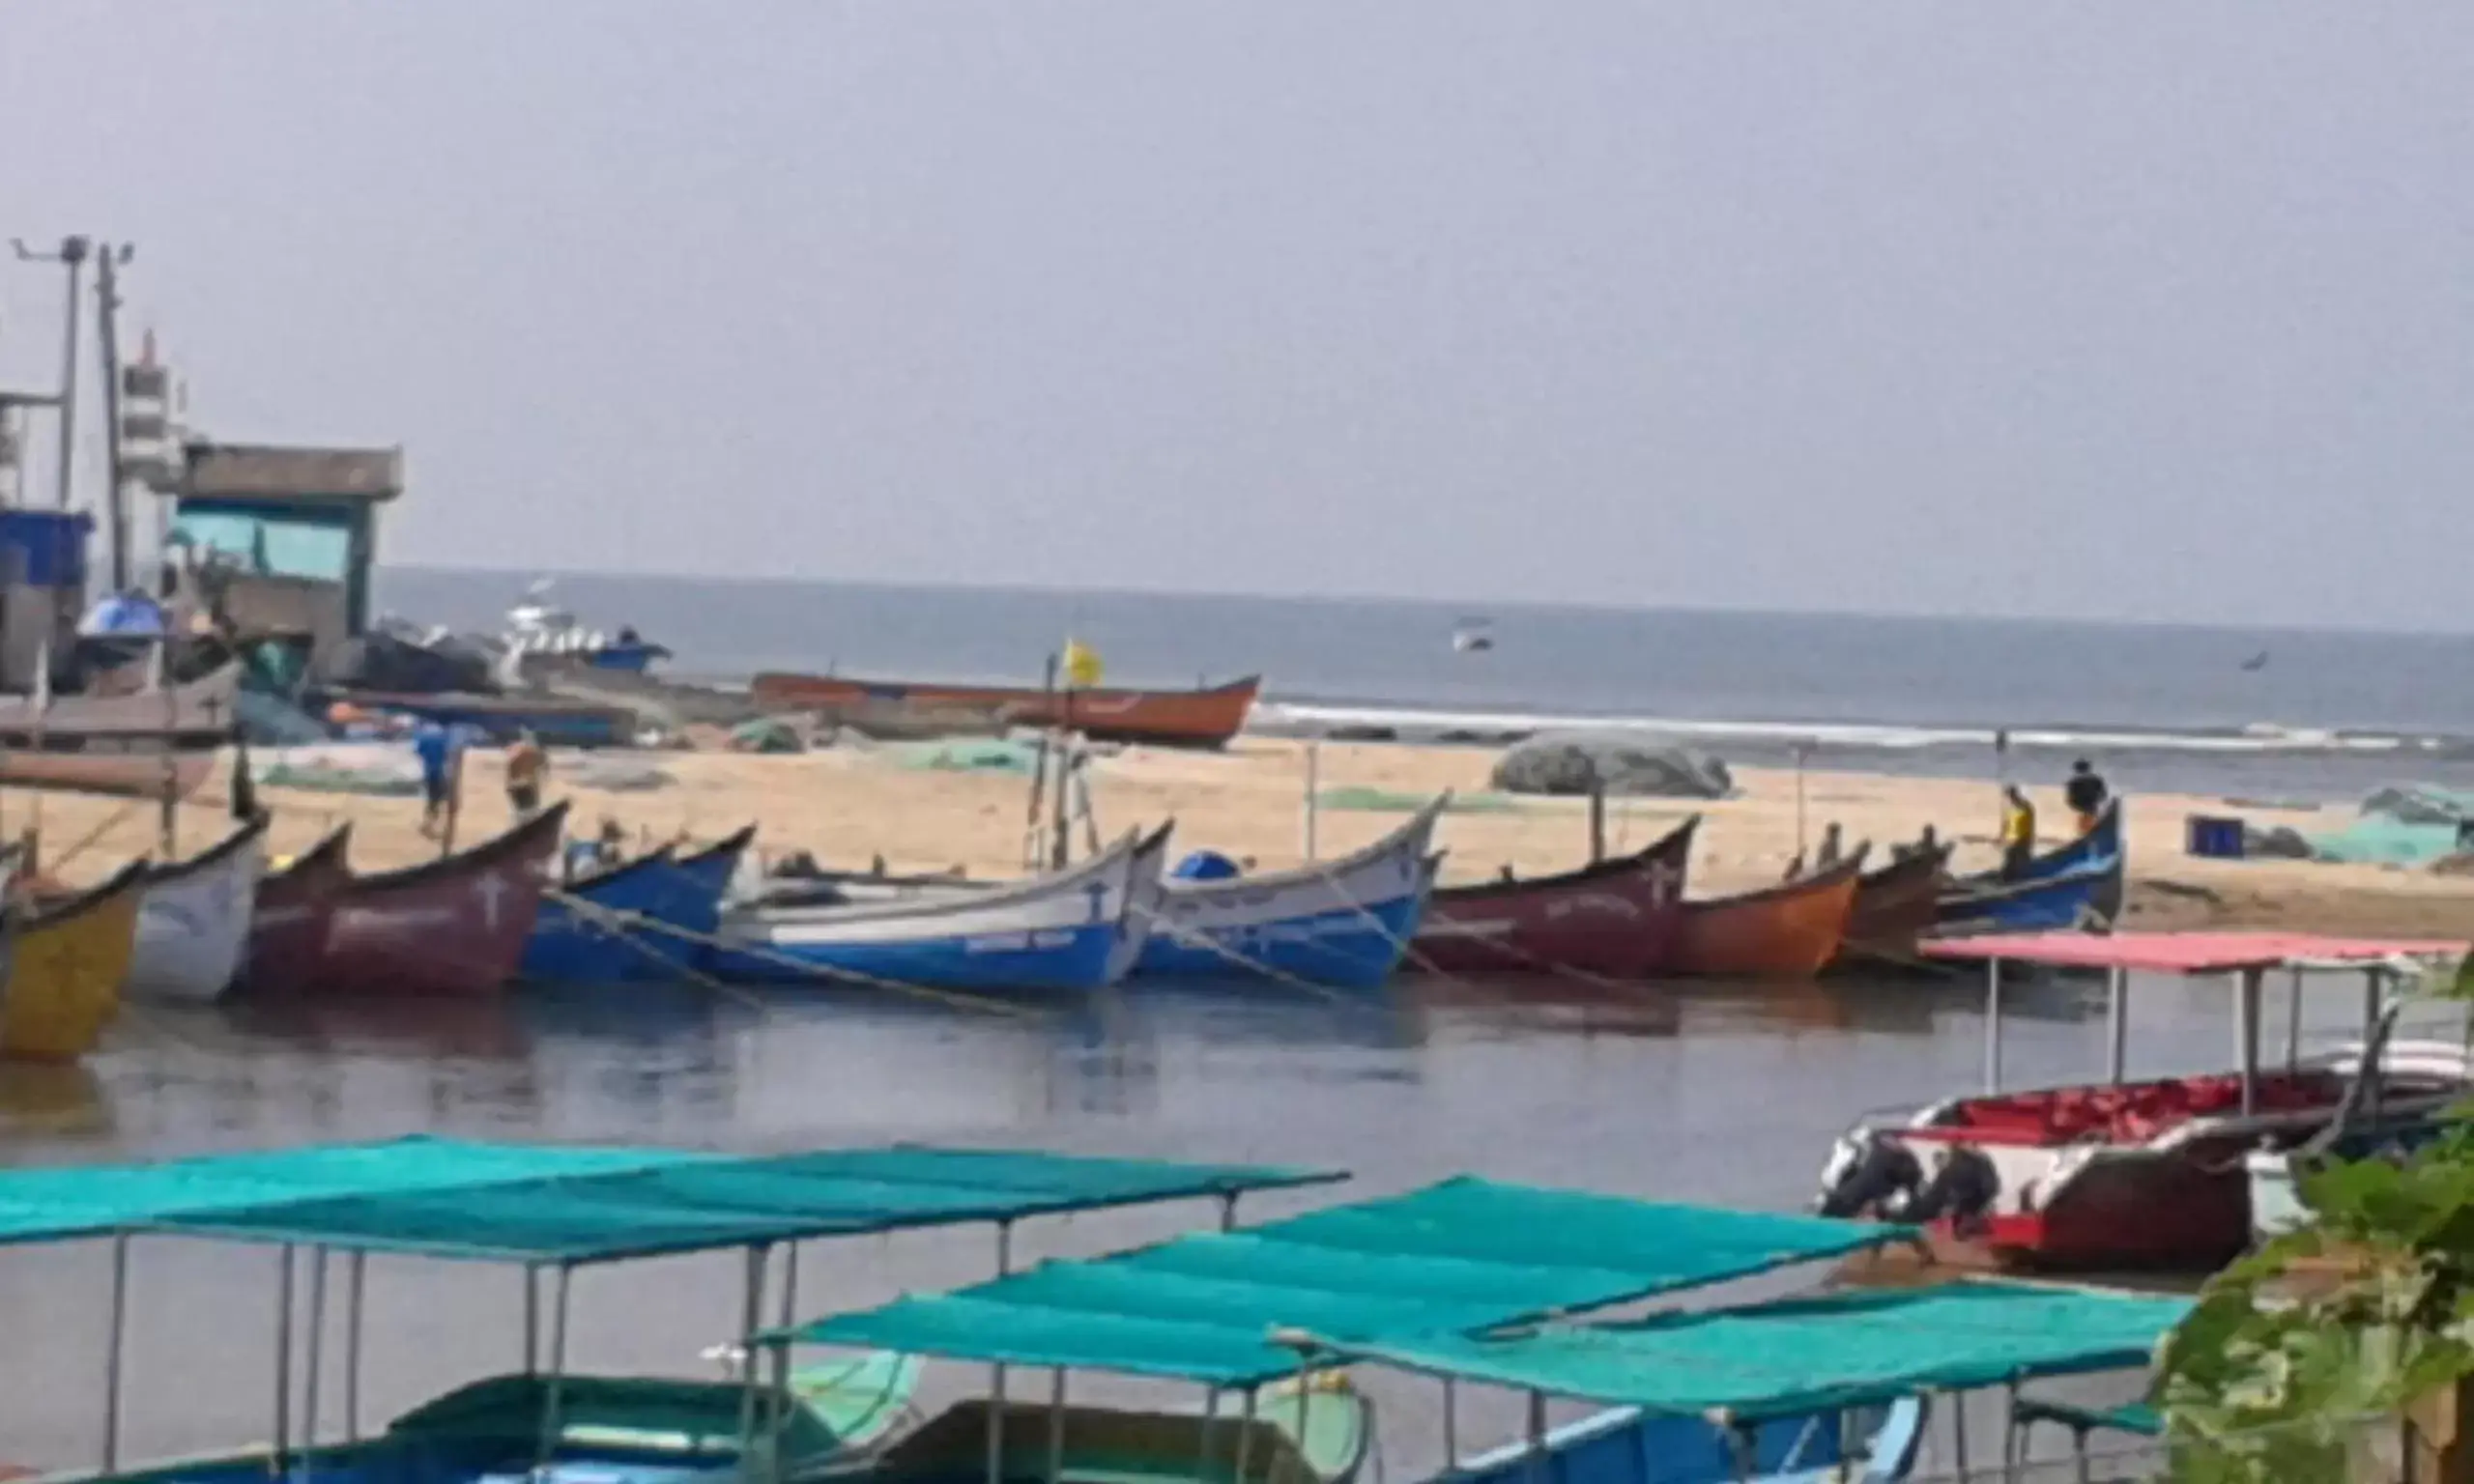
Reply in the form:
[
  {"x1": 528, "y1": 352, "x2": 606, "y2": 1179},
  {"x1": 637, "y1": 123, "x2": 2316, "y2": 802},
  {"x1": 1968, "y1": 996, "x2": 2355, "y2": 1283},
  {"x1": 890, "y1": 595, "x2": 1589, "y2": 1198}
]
[
  {"x1": 414, "y1": 720, "x2": 458, "y2": 839},
  {"x1": 2064, "y1": 758, "x2": 2110, "y2": 835},
  {"x1": 1999, "y1": 785, "x2": 2037, "y2": 879},
  {"x1": 504, "y1": 729, "x2": 547, "y2": 818}
]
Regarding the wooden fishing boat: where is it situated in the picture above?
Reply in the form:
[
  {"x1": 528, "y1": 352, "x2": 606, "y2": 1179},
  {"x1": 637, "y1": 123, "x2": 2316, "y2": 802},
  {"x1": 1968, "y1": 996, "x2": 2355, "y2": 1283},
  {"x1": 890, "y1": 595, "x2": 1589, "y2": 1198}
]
[
  {"x1": 522, "y1": 825, "x2": 758, "y2": 984},
  {"x1": 319, "y1": 803, "x2": 567, "y2": 995},
  {"x1": 1133, "y1": 803, "x2": 1441, "y2": 987},
  {"x1": 1945, "y1": 800, "x2": 2123, "y2": 920},
  {"x1": 0, "y1": 661, "x2": 240, "y2": 737},
  {"x1": 748, "y1": 671, "x2": 1262, "y2": 749},
  {"x1": 1453, "y1": 1390, "x2": 1925, "y2": 1484},
  {"x1": 238, "y1": 827, "x2": 353, "y2": 996},
  {"x1": 0, "y1": 861, "x2": 147, "y2": 1061},
  {"x1": 704, "y1": 830, "x2": 1155, "y2": 991},
  {"x1": 1409, "y1": 817, "x2": 1695, "y2": 978},
  {"x1": 1834, "y1": 842, "x2": 1952, "y2": 970},
  {"x1": 1817, "y1": 930, "x2": 2471, "y2": 1270},
  {"x1": 1670, "y1": 851, "x2": 1866, "y2": 978},
  {"x1": 0, "y1": 742, "x2": 217, "y2": 799},
  {"x1": 123, "y1": 814, "x2": 270, "y2": 1004},
  {"x1": 1932, "y1": 856, "x2": 2121, "y2": 936}
]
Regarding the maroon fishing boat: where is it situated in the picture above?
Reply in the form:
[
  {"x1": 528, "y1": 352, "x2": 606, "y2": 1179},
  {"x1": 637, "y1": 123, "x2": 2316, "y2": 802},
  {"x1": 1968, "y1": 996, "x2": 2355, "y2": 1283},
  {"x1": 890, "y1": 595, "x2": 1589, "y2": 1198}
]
[
  {"x1": 1834, "y1": 841, "x2": 1953, "y2": 972},
  {"x1": 319, "y1": 804, "x2": 568, "y2": 995},
  {"x1": 1408, "y1": 817, "x2": 1696, "y2": 977},
  {"x1": 237, "y1": 827, "x2": 353, "y2": 996}
]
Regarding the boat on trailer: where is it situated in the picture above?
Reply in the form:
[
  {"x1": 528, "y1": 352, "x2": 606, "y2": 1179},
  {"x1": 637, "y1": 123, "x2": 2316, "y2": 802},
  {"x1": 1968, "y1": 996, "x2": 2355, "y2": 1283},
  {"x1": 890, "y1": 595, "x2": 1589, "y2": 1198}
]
[
  {"x1": 1671, "y1": 850, "x2": 1866, "y2": 978},
  {"x1": 1132, "y1": 802, "x2": 1441, "y2": 987},
  {"x1": 1814, "y1": 929, "x2": 2472, "y2": 1270},
  {"x1": 237, "y1": 827, "x2": 353, "y2": 996},
  {"x1": 122, "y1": 813, "x2": 270, "y2": 1004},
  {"x1": 6, "y1": 1136, "x2": 1339, "y2": 1484},
  {"x1": 1407, "y1": 816, "x2": 1695, "y2": 979},
  {"x1": 318, "y1": 803, "x2": 569, "y2": 996}
]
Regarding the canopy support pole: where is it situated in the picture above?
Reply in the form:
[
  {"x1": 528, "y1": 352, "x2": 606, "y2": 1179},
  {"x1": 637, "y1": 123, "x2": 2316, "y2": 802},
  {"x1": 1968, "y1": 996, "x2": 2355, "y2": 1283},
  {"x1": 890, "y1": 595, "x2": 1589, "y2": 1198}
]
[
  {"x1": 1526, "y1": 1389, "x2": 1547, "y2": 1484},
  {"x1": 273, "y1": 1242, "x2": 297, "y2": 1475},
  {"x1": 1725, "y1": 1420, "x2": 1752, "y2": 1484},
  {"x1": 1233, "y1": 1387, "x2": 1258, "y2": 1484},
  {"x1": 1983, "y1": 958, "x2": 2005, "y2": 1094},
  {"x1": 1999, "y1": 1380, "x2": 2020, "y2": 1484},
  {"x1": 1950, "y1": 1391, "x2": 1970, "y2": 1484},
  {"x1": 2103, "y1": 967, "x2": 2128, "y2": 1084},
  {"x1": 2287, "y1": 966, "x2": 2307, "y2": 1071},
  {"x1": 534, "y1": 1262, "x2": 573, "y2": 1478},
  {"x1": 1199, "y1": 1387, "x2": 1221, "y2": 1480},
  {"x1": 100, "y1": 1233, "x2": 129, "y2": 1472},
  {"x1": 1219, "y1": 1190, "x2": 1240, "y2": 1233},
  {"x1": 771, "y1": 1242, "x2": 801, "y2": 1484},
  {"x1": 2366, "y1": 968, "x2": 2387, "y2": 1124},
  {"x1": 989, "y1": 1221, "x2": 1014, "y2": 1484},
  {"x1": 523, "y1": 1261, "x2": 541, "y2": 1374},
  {"x1": 1442, "y1": 1379, "x2": 1458, "y2": 1472},
  {"x1": 302, "y1": 1245, "x2": 329, "y2": 1451},
  {"x1": 1047, "y1": 1370, "x2": 1068, "y2": 1484},
  {"x1": 2237, "y1": 967, "x2": 2263, "y2": 1117},
  {"x1": 734, "y1": 1244, "x2": 769, "y2": 1462},
  {"x1": 344, "y1": 1249, "x2": 366, "y2": 1443}
]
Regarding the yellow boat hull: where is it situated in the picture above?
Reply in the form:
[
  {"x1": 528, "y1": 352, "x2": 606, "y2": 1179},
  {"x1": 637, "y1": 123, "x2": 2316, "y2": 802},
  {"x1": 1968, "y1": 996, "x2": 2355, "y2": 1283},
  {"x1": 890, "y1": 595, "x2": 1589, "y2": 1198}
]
[{"x1": 0, "y1": 864, "x2": 144, "y2": 1062}]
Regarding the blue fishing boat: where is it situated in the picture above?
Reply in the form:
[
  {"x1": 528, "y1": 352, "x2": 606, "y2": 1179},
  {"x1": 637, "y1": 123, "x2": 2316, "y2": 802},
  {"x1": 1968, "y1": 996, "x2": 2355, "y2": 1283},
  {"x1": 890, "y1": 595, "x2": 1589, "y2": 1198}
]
[
  {"x1": 1934, "y1": 855, "x2": 2122, "y2": 935},
  {"x1": 521, "y1": 825, "x2": 757, "y2": 983},
  {"x1": 1131, "y1": 799, "x2": 1442, "y2": 987},
  {"x1": 1946, "y1": 800, "x2": 2123, "y2": 918},
  {"x1": 702, "y1": 829, "x2": 1162, "y2": 991}
]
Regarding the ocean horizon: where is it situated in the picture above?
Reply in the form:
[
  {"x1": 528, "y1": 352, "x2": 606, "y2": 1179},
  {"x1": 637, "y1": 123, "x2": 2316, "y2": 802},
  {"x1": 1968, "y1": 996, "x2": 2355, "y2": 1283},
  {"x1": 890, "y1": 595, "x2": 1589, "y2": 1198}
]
[{"x1": 378, "y1": 563, "x2": 2474, "y2": 804}]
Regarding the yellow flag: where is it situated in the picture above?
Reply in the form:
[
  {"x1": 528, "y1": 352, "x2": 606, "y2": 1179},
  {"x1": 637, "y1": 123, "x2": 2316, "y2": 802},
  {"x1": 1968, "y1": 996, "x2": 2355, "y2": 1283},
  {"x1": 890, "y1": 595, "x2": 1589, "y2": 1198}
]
[{"x1": 1062, "y1": 638, "x2": 1103, "y2": 689}]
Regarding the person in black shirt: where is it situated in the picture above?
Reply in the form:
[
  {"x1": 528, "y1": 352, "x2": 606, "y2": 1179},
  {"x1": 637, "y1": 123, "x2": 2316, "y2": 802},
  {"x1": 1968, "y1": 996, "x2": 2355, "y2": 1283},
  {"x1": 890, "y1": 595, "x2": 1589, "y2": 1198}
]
[{"x1": 2064, "y1": 759, "x2": 2110, "y2": 835}]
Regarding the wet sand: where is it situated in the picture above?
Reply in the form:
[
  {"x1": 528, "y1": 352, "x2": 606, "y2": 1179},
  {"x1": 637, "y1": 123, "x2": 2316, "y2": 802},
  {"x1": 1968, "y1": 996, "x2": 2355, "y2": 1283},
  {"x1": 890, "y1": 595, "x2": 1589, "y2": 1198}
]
[{"x1": 20, "y1": 738, "x2": 2471, "y2": 937}]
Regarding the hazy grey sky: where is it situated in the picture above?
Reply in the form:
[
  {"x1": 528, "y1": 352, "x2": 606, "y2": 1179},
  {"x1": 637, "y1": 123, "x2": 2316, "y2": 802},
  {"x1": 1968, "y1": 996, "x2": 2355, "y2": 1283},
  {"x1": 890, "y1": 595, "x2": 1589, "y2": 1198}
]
[{"x1": 3, "y1": 5, "x2": 2468, "y2": 626}]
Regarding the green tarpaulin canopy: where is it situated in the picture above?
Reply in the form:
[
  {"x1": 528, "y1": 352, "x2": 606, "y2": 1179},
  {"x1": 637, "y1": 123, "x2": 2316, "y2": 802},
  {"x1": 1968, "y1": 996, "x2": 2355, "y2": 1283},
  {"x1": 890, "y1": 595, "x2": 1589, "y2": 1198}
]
[
  {"x1": 782, "y1": 1178, "x2": 1913, "y2": 1385},
  {"x1": 1335, "y1": 1282, "x2": 2192, "y2": 1422},
  {"x1": 0, "y1": 1137, "x2": 1341, "y2": 1264}
]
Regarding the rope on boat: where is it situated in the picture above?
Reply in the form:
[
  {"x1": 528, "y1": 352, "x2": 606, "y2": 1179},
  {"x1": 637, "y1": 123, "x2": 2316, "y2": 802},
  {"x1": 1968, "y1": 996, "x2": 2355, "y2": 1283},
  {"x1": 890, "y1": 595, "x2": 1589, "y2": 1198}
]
[
  {"x1": 1121, "y1": 903, "x2": 1362, "y2": 1009},
  {"x1": 539, "y1": 892, "x2": 1044, "y2": 1019},
  {"x1": 536, "y1": 887, "x2": 770, "y2": 1014}
]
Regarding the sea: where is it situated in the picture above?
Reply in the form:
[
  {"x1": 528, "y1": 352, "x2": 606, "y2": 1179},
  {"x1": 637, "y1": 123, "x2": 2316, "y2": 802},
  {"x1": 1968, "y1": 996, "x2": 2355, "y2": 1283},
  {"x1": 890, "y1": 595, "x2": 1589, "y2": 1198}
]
[
  {"x1": 0, "y1": 568, "x2": 2459, "y2": 1471},
  {"x1": 382, "y1": 565, "x2": 2474, "y2": 805}
]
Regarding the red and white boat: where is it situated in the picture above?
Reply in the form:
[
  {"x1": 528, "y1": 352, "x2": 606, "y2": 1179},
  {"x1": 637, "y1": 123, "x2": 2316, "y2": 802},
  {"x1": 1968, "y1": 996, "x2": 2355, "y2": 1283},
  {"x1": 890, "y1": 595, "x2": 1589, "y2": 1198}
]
[
  {"x1": 238, "y1": 827, "x2": 355, "y2": 996},
  {"x1": 1814, "y1": 929, "x2": 2471, "y2": 1271}
]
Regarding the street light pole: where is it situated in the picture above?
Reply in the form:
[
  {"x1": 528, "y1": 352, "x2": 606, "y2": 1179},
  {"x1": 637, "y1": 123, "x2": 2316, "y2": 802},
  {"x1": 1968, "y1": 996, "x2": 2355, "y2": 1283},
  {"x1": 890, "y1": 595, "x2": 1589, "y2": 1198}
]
[{"x1": 10, "y1": 235, "x2": 93, "y2": 511}]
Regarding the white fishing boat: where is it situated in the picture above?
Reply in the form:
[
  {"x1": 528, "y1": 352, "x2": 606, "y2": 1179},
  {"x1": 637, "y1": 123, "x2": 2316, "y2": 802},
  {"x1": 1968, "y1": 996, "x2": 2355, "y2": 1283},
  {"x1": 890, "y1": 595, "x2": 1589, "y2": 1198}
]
[
  {"x1": 1132, "y1": 799, "x2": 1443, "y2": 987},
  {"x1": 123, "y1": 814, "x2": 271, "y2": 1004},
  {"x1": 704, "y1": 830, "x2": 1159, "y2": 991}
]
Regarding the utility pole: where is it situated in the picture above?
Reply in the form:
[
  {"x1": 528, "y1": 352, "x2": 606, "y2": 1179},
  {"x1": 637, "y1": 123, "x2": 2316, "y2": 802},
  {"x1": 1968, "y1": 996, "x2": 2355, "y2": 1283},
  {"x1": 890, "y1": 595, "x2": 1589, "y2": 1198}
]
[
  {"x1": 94, "y1": 242, "x2": 133, "y2": 592},
  {"x1": 10, "y1": 236, "x2": 91, "y2": 511}
]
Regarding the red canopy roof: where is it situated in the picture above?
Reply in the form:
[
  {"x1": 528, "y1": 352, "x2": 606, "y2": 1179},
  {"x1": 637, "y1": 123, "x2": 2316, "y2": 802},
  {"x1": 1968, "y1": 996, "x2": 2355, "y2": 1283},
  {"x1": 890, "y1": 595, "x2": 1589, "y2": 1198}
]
[{"x1": 1920, "y1": 930, "x2": 2468, "y2": 974}]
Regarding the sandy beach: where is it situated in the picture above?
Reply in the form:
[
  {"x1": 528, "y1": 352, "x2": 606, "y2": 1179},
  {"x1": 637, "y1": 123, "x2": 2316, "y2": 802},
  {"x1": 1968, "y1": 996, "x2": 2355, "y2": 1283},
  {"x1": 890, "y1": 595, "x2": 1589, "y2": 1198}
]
[{"x1": 17, "y1": 737, "x2": 2473, "y2": 940}]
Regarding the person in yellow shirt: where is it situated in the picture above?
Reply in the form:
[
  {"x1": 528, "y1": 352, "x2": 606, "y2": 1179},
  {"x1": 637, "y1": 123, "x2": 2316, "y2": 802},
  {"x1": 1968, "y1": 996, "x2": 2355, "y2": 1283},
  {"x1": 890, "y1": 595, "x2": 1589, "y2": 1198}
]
[{"x1": 1999, "y1": 785, "x2": 2037, "y2": 879}]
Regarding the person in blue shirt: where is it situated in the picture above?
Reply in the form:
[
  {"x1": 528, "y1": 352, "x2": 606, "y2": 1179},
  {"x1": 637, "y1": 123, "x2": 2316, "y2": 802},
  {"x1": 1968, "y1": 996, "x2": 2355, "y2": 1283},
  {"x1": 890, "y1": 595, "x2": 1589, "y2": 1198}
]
[{"x1": 413, "y1": 721, "x2": 458, "y2": 838}]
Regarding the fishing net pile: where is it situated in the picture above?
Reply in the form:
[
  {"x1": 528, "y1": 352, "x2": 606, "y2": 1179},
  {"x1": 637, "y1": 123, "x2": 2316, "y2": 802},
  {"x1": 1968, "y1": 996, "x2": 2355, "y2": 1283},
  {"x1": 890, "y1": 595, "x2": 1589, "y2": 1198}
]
[
  {"x1": 1489, "y1": 732, "x2": 1735, "y2": 800},
  {"x1": 2299, "y1": 784, "x2": 2474, "y2": 867}
]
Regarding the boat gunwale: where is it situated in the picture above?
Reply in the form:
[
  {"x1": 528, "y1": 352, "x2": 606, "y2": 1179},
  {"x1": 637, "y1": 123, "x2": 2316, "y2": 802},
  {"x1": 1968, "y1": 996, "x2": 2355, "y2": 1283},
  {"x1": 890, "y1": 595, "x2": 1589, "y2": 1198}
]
[
  {"x1": 737, "y1": 830, "x2": 1141, "y2": 930},
  {"x1": 1431, "y1": 816, "x2": 1697, "y2": 904},
  {"x1": 676, "y1": 823, "x2": 757, "y2": 871},
  {"x1": 1683, "y1": 847, "x2": 1870, "y2": 915},
  {"x1": 1163, "y1": 797, "x2": 1442, "y2": 901},
  {"x1": 342, "y1": 801, "x2": 569, "y2": 896},
  {"x1": 22, "y1": 859, "x2": 152, "y2": 930},
  {"x1": 141, "y1": 813, "x2": 271, "y2": 891}
]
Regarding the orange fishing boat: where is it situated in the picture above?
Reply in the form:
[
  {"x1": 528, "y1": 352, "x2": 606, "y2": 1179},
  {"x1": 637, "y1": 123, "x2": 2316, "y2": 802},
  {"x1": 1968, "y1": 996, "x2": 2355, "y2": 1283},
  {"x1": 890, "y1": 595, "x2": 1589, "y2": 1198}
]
[
  {"x1": 1834, "y1": 842, "x2": 1953, "y2": 971},
  {"x1": 746, "y1": 672, "x2": 1260, "y2": 749},
  {"x1": 1671, "y1": 850, "x2": 1865, "y2": 978}
]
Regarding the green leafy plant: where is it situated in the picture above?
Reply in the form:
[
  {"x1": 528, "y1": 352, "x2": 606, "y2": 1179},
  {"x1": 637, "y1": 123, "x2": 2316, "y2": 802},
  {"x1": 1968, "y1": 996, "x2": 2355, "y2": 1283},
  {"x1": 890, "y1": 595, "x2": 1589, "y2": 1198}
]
[{"x1": 2158, "y1": 1121, "x2": 2474, "y2": 1482}]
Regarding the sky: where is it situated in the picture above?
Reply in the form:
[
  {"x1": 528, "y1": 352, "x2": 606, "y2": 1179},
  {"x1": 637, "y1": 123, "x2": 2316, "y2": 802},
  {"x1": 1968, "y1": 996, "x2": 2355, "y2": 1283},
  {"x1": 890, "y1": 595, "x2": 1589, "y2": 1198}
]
[{"x1": 2, "y1": 5, "x2": 2470, "y2": 628}]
